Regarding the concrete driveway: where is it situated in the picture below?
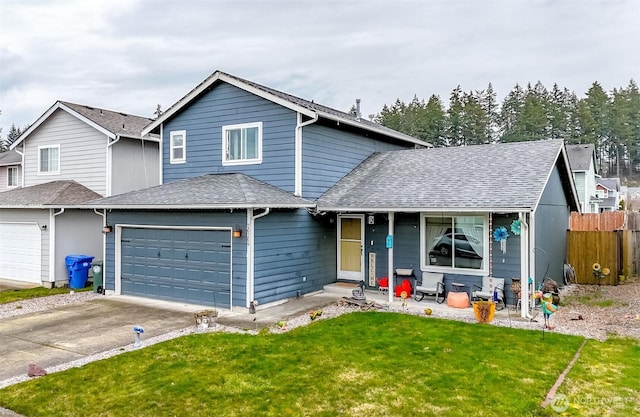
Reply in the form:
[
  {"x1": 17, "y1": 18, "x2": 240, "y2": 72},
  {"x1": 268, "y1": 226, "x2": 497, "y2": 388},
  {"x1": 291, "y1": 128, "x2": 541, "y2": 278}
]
[{"x1": 0, "y1": 298, "x2": 194, "y2": 383}]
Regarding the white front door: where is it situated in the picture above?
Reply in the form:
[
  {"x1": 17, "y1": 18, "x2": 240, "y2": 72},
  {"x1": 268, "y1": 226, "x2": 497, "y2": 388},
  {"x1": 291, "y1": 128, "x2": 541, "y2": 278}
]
[
  {"x1": 0, "y1": 223, "x2": 42, "y2": 283},
  {"x1": 337, "y1": 215, "x2": 364, "y2": 281}
]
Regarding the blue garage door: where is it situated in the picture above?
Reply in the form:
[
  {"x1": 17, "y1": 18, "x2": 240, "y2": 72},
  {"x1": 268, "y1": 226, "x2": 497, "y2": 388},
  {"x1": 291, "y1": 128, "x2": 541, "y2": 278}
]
[{"x1": 120, "y1": 227, "x2": 231, "y2": 308}]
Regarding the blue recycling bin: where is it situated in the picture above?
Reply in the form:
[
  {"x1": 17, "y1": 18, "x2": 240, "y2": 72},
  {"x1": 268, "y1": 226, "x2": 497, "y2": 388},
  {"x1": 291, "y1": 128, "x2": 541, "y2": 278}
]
[{"x1": 65, "y1": 255, "x2": 95, "y2": 289}]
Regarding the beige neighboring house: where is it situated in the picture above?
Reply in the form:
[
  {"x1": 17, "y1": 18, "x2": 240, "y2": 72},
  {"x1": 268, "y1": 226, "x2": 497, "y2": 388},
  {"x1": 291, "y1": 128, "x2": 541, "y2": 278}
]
[
  {"x1": 0, "y1": 149, "x2": 22, "y2": 193},
  {"x1": 566, "y1": 144, "x2": 600, "y2": 213},
  {"x1": 0, "y1": 101, "x2": 160, "y2": 287}
]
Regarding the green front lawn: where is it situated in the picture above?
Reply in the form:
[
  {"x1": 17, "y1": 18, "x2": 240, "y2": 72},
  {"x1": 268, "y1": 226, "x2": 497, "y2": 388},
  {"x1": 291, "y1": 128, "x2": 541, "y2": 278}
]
[
  {"x1": 0, "y1": 312, "x2": 637, "y2": 416},
  {"x1": 0, "y1": 286, "x2": 90, "y2": 305}
]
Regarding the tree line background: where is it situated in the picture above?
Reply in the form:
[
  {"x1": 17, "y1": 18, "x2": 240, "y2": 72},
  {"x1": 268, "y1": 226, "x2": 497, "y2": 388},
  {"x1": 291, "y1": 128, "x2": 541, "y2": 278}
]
[
  {"x1": 2, "y1": 80, "x2": 639, "y2": 179},
  {"x1": 372, "y1": 80, "x2": 640, "y2": 179}
]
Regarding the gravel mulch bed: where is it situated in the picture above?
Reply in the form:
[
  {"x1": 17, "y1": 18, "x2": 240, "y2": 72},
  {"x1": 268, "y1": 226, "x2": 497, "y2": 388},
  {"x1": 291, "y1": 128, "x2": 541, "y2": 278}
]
[{"x1": 0, "y1": 291, "x2": 100, "y2": 320}]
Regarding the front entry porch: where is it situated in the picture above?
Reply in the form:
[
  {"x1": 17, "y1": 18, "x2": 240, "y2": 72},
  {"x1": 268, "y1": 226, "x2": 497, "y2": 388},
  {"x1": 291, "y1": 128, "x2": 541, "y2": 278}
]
[{"x1": 322, "y1": 282, "x2": 519, "y2": 321}]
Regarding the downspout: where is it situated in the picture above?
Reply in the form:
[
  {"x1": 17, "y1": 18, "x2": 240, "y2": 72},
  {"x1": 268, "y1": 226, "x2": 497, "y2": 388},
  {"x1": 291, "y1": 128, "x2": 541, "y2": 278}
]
[
  {"x1": 49, "y1": 208, "x2": 65, "y2": 286},
  {"x1": 94, "y1": 209, "x2": 106, "y2": 289},
  {"x1": 106, "y1": 135, "x2": 121, "y2": 197},
  {"x1": 247, "y1": 208, "x2": 270, "y2": 309},
  {"x1": 159, "y1": 124, "x2": 164, "y2": 185},
  {"x1": 519, "y1": 212, "x2": 532, "y2": 318},
  {"x1": 294, "y1": 112, "x2": 318, "y2": 196},
  {"x1": 387, "y1": 212, "x2": 394, "y2": 304},
  {"x1": 15, "y1": 147, "x2": 24, "y2": 187}
]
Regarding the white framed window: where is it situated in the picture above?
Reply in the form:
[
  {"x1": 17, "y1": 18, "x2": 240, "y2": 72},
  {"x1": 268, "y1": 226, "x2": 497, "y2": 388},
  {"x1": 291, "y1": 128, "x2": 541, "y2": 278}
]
[
  {"x1": 420, "y1": 213, "x2": 488, "y2": 274},
  {"x1": 170, "y1": 130, "x2": 186, "y2": 164},
  {"x1": 38, "y1": 145, "x2": 60, "y2": 174},
  {"x1": 222, "y1": 122, "x2": 262, "y2": 165},
  {"x1": 7, "y1": 166, "x2": 18, "y2": 187}
]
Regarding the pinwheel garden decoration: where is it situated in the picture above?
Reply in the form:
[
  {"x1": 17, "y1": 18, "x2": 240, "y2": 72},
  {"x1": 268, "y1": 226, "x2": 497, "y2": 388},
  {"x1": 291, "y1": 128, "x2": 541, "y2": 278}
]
[
  {"x1": 493, "y1": 226, "x2": 509, "y2": 253},
  {"x1": 133, "y1": 325, "x2": 144, "y2": 347},
  {"x1": 510, "y1": 219, "x2": 521, "y2": 236}
]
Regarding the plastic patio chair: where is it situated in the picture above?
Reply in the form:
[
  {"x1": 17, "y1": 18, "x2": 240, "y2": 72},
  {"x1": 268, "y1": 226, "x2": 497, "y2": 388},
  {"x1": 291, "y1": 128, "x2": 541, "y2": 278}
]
[
  {"x1": 472, "y1": 277, "x2": 506, "y2": 310},
  {"x1": 414, "y1": 271, "x2": 445, "y2": 303}
]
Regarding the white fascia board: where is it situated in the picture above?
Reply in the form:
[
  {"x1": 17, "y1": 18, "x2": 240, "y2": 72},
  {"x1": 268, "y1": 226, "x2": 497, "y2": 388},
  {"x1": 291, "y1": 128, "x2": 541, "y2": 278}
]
[
  {"x1": 533, "y1": 144, "x2": 581, "y2": 214},
  {"x1": 316, "y1": 206, "x2": 531, "y2": 213},
  {"x1": 118, "y1": 133, "x2": 161, "y2": 143},
  {"x1": 79, "y1": 203, "x2": 315, "y2": 210},
  {"x1": 142, "y1": 71, "x2": 316, "y2": 136}
]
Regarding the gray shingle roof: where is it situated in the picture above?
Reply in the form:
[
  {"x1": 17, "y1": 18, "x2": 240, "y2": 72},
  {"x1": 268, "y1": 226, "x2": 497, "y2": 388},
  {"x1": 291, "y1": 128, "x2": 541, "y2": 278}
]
[
  {"x1": 60, "y1": 101, "x2": 152, "y2": 138},
  {"x1": 316, "y1": 139, "x2": 575, "y2": 212},
  {"x1": 566, "y1": 144, "x2": 596, "y2": 172},
  {"x1": 0, "y1": 149, "x2": 21, "y2": 166},
  {"x1": 83, "y1": 173, "x2": 314, "y2": 209},
  {"x1": 597, "y1": 178, "x2": 620, "y2": 191},
  {"x1": 0, "y1": 181, "x2": 102, "y2": 207}
]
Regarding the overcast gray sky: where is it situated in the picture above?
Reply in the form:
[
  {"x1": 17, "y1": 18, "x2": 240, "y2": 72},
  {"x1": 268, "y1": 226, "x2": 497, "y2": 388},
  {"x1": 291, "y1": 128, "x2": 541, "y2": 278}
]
[{"x1": 1, "y1": 0, "x2": 638, "y2": 137}]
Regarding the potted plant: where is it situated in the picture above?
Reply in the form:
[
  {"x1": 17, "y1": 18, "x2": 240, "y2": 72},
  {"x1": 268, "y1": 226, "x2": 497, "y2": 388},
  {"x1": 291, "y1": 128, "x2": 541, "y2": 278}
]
[{"x1": 472, "y1": 301, "x2": 496, "y2": 323}]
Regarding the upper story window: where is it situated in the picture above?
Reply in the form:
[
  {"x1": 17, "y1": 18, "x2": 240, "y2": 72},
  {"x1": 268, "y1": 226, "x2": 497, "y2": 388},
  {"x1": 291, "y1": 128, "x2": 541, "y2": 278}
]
[
  {"x1": 38, "y1": 145, "x2": 60, "y2": 174},
  {"x1": 170, "y1": 130, "x2": 186, "y2": 164},
  {"x1": 596, "y1": 189, "x2": 607, "y2": 198},
  {"x1": 222, "y1": 122, "x2": 262, "y2": 166},
  {"x1": 421, "y1": 214, "x2": 488, "y2": 274},
  {"x1": 7, "y1": 166, "x2": 18, "y2": 187}
]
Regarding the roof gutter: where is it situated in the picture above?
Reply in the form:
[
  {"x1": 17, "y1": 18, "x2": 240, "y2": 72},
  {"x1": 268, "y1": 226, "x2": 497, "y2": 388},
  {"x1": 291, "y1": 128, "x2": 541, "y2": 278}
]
[{"x1": 295, "y1": 112, "x2": 319, "y2": 196}]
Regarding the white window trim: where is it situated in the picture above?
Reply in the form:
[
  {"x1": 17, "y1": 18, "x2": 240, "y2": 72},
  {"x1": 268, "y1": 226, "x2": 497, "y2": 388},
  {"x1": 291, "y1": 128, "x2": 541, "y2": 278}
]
[
  {"x1": 7, "y1": 166, "x2": 19, "y2": 188},
  {"x1": 169, "y1": 130, "x2": 187, "y2": 164},
  {"x1": 222, "y1": 122, "x2": 263, "y2": 166},
  {"x1": 419, "y1": 213, "x2": 489, "y2": 276},
  {"x1": 37, "y1": 144, "x2": 60, "y2": 175}
]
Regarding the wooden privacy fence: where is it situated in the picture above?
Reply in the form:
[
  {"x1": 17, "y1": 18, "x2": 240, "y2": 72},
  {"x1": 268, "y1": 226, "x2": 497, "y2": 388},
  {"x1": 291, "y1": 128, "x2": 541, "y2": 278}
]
[
  {"x1": 569, "y1": 211, "x2": 625, "y2": 231},
  {"x1": 566, "y1": 230, "x2": 638, "y2": 285},
  {"x1": 570, "y1": 211, "x2": 640, "y2": 231}
]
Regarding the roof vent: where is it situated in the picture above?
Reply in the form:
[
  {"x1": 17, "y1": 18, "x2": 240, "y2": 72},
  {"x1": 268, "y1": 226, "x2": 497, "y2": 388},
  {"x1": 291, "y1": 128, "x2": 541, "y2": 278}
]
[
  {"x1": 122, "y1": 123, "x2": 125, "y2": 130},
  {"x1": 355, "y1": 99, "x2": 361, "y2": 120}
]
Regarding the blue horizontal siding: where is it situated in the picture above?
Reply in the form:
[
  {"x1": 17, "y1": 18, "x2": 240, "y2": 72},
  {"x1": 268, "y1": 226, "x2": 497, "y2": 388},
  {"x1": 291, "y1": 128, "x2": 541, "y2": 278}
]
[
  {"x1": 302, "y1": 124, "x2": 409, "y2": 199},
  {"x1": 163, "y1": 82, "x2": 297, "y2": 192},
  {"x1": 253, "y1": 209, "x2": 335, "y2": 304},
  {"x1": 535, "y1": 165, "x2": 570, "y2": 289},
  {"x1": 360, "y1": 212, "x2": 524, "y2": 304}
]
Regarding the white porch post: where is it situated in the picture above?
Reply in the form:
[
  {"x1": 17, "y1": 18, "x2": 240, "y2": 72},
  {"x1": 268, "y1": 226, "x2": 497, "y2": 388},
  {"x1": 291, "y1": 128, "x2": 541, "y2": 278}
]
[
  {"x1": 387, "y1": 212, "x2": 394, "y2": 304},
  {"x1": 519, "y1": 212, "x2": 530, "y2": 318}
]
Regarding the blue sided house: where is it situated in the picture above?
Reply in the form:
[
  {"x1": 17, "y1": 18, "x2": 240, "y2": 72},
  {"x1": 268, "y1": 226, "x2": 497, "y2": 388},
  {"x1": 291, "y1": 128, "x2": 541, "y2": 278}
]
[{"x1": 86, "y1": 70, "x2": 580, "y2": 317}]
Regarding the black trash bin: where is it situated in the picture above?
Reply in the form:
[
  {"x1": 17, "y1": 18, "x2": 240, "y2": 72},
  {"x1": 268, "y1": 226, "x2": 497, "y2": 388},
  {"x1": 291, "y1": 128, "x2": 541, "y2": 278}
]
[{"x1": 65, "y1": 255, "x2": 95, "y2": 289}]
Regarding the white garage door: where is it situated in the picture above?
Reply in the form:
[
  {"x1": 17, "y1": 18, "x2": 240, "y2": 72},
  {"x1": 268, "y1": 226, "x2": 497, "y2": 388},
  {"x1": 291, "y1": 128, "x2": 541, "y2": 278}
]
[{"x1": 0, "y1": 223, "x2": 42, "y2": 284}]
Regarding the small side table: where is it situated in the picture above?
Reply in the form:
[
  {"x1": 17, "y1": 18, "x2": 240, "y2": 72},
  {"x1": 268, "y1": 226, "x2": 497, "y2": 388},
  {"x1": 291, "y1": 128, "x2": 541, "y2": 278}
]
[{"x1": 451, "y1": 282, "x2": 465, "y2": 292}]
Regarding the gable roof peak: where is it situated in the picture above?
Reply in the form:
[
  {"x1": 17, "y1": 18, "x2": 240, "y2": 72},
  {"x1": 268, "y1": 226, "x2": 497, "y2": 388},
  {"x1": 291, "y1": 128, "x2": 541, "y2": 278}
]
[
  {"x1": 143, "y1": 69, "x2": 426, "y2": 147},
  {"x1": 10, "y1": 101, "x2": 154, "y2": 149}
]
